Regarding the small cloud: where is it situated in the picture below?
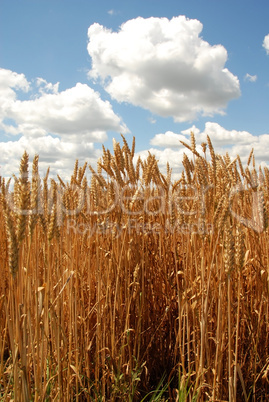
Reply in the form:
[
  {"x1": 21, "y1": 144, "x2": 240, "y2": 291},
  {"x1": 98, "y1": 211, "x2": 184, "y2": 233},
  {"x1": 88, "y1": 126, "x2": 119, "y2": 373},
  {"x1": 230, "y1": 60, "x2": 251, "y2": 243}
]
[
  {"x1": 108, "y1": 9, "x2": 116, "y2": 16},
  {"x1": 148, "y1": 116, "x2": 156, "y2": 124},
  {"x1": 244, "y1": 73, "x2": 257, "y2": 82},
  {"x1": 263, "y1": 34, "x2": 269, "y2": 55},
  {"x1": 36, "y1": 77, "x2": 59, "y2": 94}
]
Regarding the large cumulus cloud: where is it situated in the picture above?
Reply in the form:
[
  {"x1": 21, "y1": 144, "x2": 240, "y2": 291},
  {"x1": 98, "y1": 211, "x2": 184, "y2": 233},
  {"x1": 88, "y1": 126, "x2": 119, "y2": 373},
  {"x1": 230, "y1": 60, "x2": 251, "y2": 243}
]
[
  {"x1": 87, "y1": 15, "x2": 241, "y2": 122},
  {"x1": 0, "y1": 68, "x2": 128, "y2": 179},
  {"x1": 0, "y1": 68, "x2": 128, "y2": 141}
]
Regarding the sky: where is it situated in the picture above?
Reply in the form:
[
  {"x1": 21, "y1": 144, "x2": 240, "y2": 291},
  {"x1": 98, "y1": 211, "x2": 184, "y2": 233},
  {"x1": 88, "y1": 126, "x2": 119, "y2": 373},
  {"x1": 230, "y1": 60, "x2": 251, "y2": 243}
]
[{"x1": 0, "y1": 0, "x2": 269, "y2": 181}]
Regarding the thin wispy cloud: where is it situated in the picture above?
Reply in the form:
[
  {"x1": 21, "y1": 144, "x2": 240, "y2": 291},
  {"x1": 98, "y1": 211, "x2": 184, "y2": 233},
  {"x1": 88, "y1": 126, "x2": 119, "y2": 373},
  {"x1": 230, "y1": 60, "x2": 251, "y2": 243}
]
[
  {"x1": 148, "y1": 117, "x2": 156, "y2": 124},
  {"x1": 244, "y1": 73, "x2": 257, "y2": 82},
  {"x1": 108, "y1": 9, "x2": 117, "y2": 16}
]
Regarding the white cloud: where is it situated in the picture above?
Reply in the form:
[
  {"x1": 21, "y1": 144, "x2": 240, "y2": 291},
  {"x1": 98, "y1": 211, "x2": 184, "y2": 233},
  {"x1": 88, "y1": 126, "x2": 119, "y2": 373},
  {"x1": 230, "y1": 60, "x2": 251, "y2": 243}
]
[
  {"x1": 136, "y1": 147, "x2": 188, "y2": 176},
  {"x1": 0, "y1": 68, "x2": 128, "y2": 140},
  {"x1": 0, "y1": 69, "x2": 128, "y2": 140},
  {"x1": 151, "y1": 122, "x2": 256, "y2": 148},
  {"x1": 0, "y1": 68, "x2": 30, "y2": 96},
  {"x1": 148, "y1": 122, "x2": 269, "y2": 169},
  {"x1": 0, "y1": 68, "x2": 129, "y2": 179},
  {"x1": 244, "y1": 73, "x2": 257, "y2": 82},
  {"x1": 87, "y1": 15, "x2": 240, "y2": 122},
  {"x1": 196, "y1": 122, "x2": 255, "y2": 147},
  {"x1": 263, "y1": 34, "x2": 269, "y2": 55},
  {"x1": 148, "y1": 117, "x2": 156, "y2": 124},
  {"x1": 0, "y1": 135, "x2": 102, "y2": 181},
  {"x1": 0, "y1": 68, "x2": 30, "y2": 120},
  {"x1": 8, "y1": 83, "x2": 128, "y2": 141},
  {"x1": 2, "y1": 120, "x2": 269, "y2": 183},
  {"x1": 36, "y1": 77, "x2": 59, "y2": 94},
  {"x1": 150, "y1": 131, "x2": 192, "y2": 148},
  {"x1": 181, "y1": 124, "x2": 203, "y2": 137}
]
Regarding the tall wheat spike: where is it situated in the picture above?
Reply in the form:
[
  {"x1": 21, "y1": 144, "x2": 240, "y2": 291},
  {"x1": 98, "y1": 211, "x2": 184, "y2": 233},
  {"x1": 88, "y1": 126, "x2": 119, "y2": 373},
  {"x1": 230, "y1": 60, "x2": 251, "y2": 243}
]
[
  {"x1": 1, "y1": 181, "x2": 19, "y2": 277},
  {"x1": 29, "y1": 154, "x2": 40, "y2": 237},
  {"x1": 16, "y1": 150, "x2": 30, "y2": 243}
]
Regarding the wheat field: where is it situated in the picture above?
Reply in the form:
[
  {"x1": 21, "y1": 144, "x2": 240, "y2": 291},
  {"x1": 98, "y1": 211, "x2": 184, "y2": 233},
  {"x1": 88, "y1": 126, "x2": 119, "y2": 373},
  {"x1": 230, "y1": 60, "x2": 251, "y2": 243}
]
[{"x1": 0, "y1": 134, "x2": 268, "y2": 401}]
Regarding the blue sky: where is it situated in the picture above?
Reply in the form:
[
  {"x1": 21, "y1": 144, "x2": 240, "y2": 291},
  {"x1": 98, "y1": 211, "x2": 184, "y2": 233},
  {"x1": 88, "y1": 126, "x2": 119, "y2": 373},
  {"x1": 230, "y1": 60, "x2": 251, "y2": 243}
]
[{"x1": 1, "y1": 0, "x2": 269, "y2": 179}]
